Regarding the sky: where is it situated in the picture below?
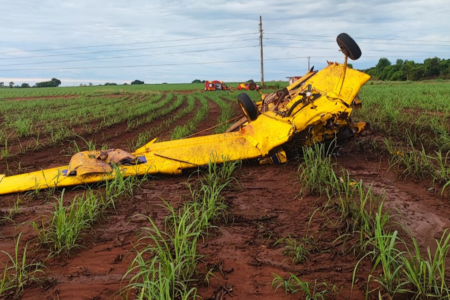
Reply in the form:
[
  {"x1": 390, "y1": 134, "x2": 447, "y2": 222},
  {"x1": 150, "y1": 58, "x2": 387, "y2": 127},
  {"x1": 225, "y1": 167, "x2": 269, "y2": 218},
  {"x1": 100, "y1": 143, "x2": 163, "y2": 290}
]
[{"x1": 0, "y1": 0, "x2": 449, "y2": 86}]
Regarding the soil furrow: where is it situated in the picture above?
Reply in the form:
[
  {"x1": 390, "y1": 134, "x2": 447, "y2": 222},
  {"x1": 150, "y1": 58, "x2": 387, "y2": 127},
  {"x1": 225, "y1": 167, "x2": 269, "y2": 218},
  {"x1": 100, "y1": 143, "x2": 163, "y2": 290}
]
[
  {"x1": 193, "y1": 97, "x2": 222, "y2": 137},
  {"x1": 157, "y1": 97, "x2": 201, "y2": 141},
  {"x1": 0, "y1": 95, "x2": 167, "y2": 172},
  {"x1": 0, "y1": 94, "x2": 153, "y2": 148},
  {"x1": 108, "y1": 95, "x2": 190, "y2": 150}
]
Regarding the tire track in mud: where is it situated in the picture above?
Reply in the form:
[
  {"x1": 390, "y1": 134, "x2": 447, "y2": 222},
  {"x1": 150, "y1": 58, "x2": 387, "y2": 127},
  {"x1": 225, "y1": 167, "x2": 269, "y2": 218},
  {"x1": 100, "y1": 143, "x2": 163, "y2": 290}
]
[
  {"x1": 338, "y1": 154, "x2": 450, "y2": 251},
  {"x1": 195, "y1": 163, "x2": 370, "y2": 300}
]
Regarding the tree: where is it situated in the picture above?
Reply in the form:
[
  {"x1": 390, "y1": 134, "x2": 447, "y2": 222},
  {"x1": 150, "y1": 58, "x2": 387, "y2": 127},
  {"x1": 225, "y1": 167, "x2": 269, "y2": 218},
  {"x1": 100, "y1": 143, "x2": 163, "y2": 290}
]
[
  {"x1": 191, "y1": 79, "x2": 204, "y2": 84},
  {"x1": 363, "y1": 57, "x2": 449, "y2": 81},
  {"x1": 51, "y1": 78, "x2": 61, "y2": 85},
  {"x1": 9, "y1": 82, "x2": 14, "y2": 88},
  {"x1": 364, "y1": 67, "x2": 378, "y2": 79},
  {"x1": 410, "y1": 65, "x2": 426, "y2": 81},
  {"x1": 390, "y1": 71, "x2": 406, "y2": 81},
  {"x1": 21, "y1": 83, "x2": 30, "y2": 88},
  {"x1": 376, "y1": 58, "x2": 391, "y2": 72},
  {"x1": 401, "y1": 60, "x2": 415, "y2": 81},
  {"x1": 0, "y1": 82, "x2": 4, "y2": 87},
  {"x1": 131, "y1": 79, "x2": 144, "y2": 85},
  {"x1": 89, "y1": 83, "x2": 93, "y2": 86},
  {"x1": 439, "y1": 59, "x2": 450, "y2": 77},
  {"x1": 36, "y1": 78, "x2": 62, "y2": 88},
  {"x1": 424, "y1": 57, "x2": 440, "y2": 77},
  {"x1": 396, "y1": 59, "x2": 404, "y2": 66}
]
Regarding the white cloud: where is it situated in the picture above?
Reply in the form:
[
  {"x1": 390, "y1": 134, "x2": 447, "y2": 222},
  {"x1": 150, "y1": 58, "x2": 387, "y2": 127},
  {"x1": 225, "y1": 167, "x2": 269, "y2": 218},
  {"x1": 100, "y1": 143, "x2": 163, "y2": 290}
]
[{"x1": 0, "y1": 0, "x2": 449, "y2": 83}]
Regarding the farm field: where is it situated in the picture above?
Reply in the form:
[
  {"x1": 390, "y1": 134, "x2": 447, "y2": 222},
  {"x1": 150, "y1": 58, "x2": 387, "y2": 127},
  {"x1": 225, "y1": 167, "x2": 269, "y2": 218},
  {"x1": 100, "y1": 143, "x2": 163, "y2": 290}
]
[{"x1": 1, "y1": 80, "x2": 450, "y2": 299}]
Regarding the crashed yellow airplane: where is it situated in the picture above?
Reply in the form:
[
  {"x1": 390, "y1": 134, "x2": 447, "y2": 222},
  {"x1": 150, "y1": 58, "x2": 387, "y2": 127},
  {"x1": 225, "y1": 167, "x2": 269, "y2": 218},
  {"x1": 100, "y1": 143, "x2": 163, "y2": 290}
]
[{"x1": 0, "y1": 33, "x2": 370, "y2": 195}]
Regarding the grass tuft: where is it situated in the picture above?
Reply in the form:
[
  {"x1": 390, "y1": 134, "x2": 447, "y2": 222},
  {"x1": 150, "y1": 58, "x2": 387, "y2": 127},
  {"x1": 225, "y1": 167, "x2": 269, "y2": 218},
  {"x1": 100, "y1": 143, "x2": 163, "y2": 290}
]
[
  {"x1": 123, "y1": 157, "x2": 239, "y2": 299},
  {"x1": 298, "y1": 144, "x2": 340, "y2": 197},
  {"x1": 0, "y1": 233, "x2": 45, "y2": 299},
  {"x1": 272, "y1": 273, "x2": 340, "y2": 299},
  {"x1": 33, "y1": 190, "x2": 100, "y2": 257}
]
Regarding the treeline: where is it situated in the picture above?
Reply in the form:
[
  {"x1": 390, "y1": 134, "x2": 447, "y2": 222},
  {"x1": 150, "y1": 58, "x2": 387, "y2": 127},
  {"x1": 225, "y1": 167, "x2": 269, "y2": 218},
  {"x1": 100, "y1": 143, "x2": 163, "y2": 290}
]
[
  {"x1": 363, "y1": 57, "x2": 450, "y2": 81},
  {"x1": 35, "y1": 78, "x2": 62, "y2": 87},
  {"x1": 100, "y1": 80, "x2": 144, "y2": 86},
  {"x1": 0, "y1": 78, "x2": 62, "y2": 88},
  {"x1": 1, "y1": 78, "x2": 146, "y2": 88}
]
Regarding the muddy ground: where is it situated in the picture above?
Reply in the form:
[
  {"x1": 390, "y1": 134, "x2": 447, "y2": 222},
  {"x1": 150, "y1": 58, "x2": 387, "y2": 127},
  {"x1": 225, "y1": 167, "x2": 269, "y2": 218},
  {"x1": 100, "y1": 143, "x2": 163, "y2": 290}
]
[{"x1": 1, "y1": 93, "x2": 449, "y2": 300}]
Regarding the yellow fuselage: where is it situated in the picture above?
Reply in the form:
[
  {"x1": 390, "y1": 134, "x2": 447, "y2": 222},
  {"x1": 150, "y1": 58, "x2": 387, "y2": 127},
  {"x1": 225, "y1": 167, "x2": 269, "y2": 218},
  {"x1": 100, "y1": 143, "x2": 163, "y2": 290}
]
[{"x1": 0, "y1": 63, "x2": 370, "y2": 195}]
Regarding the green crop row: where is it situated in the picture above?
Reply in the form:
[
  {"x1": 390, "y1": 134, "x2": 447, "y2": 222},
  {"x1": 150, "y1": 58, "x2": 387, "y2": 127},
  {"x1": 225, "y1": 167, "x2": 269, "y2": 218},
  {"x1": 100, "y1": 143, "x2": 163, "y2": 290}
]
[
  {"x1": 124, "y1": 158, "x2": 240, "y2": 299},
  {"x1": 0, "y1": 93, "x2": 172, "y2": 158},
  {"x1": 0, "y1": 80, "x2": 288, "y2": 100},
  {"x1": 274, "y1": 145, "x2": 450, "y2": 300},
  {"x1": 355, "y1": 82, "x2": 450, "y2": 151},
  {"x1": 171, "y1": 94, "x2": 209, "y2": 140}
]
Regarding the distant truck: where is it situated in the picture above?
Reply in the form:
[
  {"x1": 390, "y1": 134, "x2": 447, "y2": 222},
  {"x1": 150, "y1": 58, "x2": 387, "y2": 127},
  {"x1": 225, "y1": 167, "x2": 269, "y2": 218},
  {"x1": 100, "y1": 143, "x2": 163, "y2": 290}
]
[
  {"x1": 238, "y1": 82, "x2": 259, "y2": 91},
  {"x1": 238, "y1": 83, "x2": 250, "y2": 90},
  {"x1": 205, "y1": 80, "x2": 230, "y2": 91}
]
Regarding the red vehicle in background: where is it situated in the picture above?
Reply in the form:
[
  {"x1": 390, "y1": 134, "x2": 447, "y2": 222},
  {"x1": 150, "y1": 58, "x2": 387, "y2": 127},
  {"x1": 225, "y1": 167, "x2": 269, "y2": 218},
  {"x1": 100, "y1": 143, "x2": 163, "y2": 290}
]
[
  {"x1": 204, "y1": 80, "x2": 230, "y2": 91},
  {"x1": 238, "y1": 82, "x2": 258, "y2": 91},
  {"x1": 238, "y1": 83, "x2": 250, "y2": 90}
]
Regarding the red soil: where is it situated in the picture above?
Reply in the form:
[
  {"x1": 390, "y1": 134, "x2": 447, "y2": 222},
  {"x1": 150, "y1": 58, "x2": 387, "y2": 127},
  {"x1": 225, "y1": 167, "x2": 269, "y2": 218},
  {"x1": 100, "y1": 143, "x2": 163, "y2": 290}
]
[{"x1": 1, "y1": 92, "x2": 449, "y2": 300}]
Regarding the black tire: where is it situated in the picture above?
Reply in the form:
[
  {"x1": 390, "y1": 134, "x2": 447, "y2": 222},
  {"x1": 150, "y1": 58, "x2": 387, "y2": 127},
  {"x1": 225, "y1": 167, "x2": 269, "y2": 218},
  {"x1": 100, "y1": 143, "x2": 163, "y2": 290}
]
[
  {"x1": 238, "y1": 93, "x2": 258, "y2": 121},
  {"x1": 336, "y1": 33, "x2": 361, "y2": 60}
]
